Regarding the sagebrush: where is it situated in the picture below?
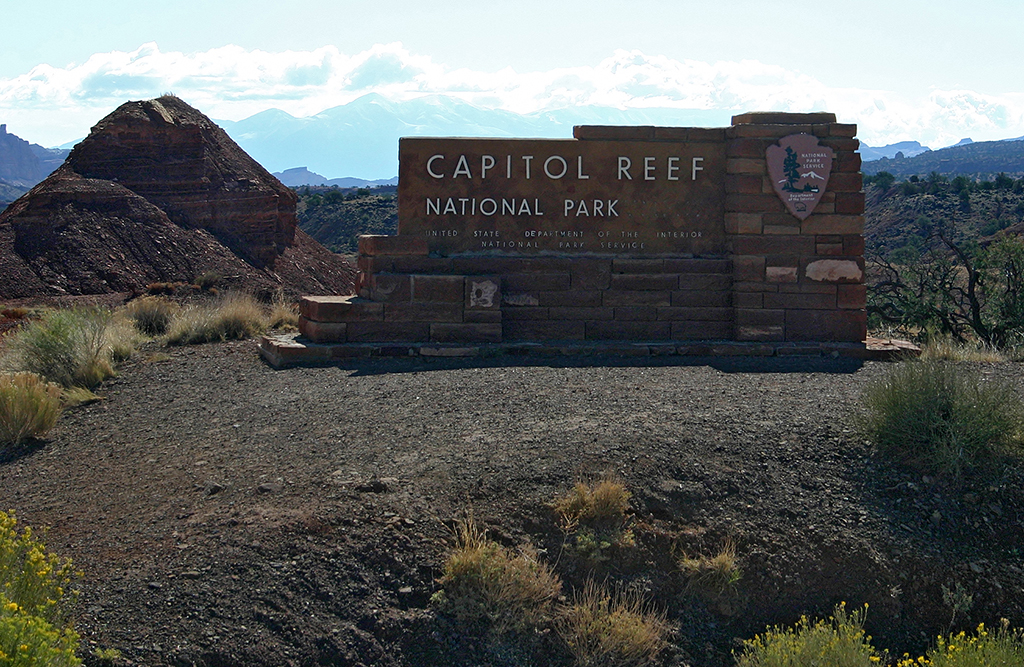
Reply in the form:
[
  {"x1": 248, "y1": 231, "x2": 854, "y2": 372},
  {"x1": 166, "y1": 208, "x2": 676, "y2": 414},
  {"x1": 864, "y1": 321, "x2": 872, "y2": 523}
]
[{"x1": 165, "y1": 292, "x2": 268, "y2": 345}]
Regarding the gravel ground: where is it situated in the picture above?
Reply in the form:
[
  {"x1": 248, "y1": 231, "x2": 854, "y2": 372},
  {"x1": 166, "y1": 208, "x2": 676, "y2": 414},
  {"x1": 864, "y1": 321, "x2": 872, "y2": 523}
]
[{"x1": 2, "y1": 341, "x2": 1023, "y2": 666}]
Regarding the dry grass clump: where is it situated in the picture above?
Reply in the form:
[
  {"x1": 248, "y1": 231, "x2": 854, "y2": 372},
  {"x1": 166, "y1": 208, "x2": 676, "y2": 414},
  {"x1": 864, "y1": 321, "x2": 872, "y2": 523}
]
[
  {"x1": 897, "y1": 619, "x2": 1024, "y2": 666},
  {"x1": 123, "y1": 296, "x2": 180, "y2": 336},
  {"x1": 433, "y1": 516, "x2": 562, "y2": 633},
  {"x1": 268, "y1": 293, "x2": 299, "y2": 331},
  {"x1": 736, "y1": 603, "x2": 883, "y2": 667},
  {"x1": 553, "y1": 476, "x2": 635, "y2": 563},
  {"x1": 0, "y1": 373, "x2": 62, "y2": 449},
  {"x1": 920, "y1": 338, "x2": 1008, "y2": 362},
  {"x1": 0, "y1": 308, "x2": 135, "y2": 389},
  {"x1": 678, "y1": 538, "x2": 742, "y2": 593},
  {"x1": 557, "y1": 579, "x2": 669, "y2": 667},
  {"x1": 165, "y1": 292, "x2": 268, "y2": 345},
  {"x1": 863, "y1": 360, "x2": 1024, "y2": 476}
]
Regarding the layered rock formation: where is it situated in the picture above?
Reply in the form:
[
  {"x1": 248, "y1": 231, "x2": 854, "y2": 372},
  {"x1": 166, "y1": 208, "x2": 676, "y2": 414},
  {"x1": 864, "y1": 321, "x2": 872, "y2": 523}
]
[{"x1": 0, "y1": 96, "x2": 355, "y2": 299}]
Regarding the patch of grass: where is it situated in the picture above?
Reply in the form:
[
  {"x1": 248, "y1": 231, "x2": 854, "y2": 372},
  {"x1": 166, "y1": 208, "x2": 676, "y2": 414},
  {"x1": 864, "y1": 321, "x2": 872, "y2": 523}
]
[
  {"x1": 123, "y1": 296, "x2": 179, "y2": 336},
  {"x1": 557, "y1": 579, "x2": 669, "y2": 667},
  {"x1": 268, "y1": 293, "x2": 299, "y2": 331},
  {"x1": 863, "y1": 360, "x2": 1024, "y2": 476},
  {"x1": 736, "y1": 603, "x2": 883, "y2": 667},
  {"x1": 433, "y1": 515, "x2": 562, "y2": 634},
  {"x1": 679, "y1": 538, "x2": 742, "y2": 593},
  {"x1": 0, "y1": 510, "x2": 80, "y2": 666},
  {"x1": 553, "y1": 476, "x2": 635, "y2": 564},
  {"x1": 165, "y1": 292, "x2": 268, "y2": 345},
  {"x1": 0, "y1": 373, "x2": 62, "y2": 449},
  {"x1": 897, "y1": 620, "x2": 1024, "y2": 666},
  {"x1": 194, "y1": 271, "x2": 221, "y2": 292},
  {"x1": 61, "y1": 386, "x2": 103, "y2": 408},
  {"x1": 920, "y1": 338, "x2": 1007, "y2": 362},
  {"x1": 0, "y1": 308, "x2": 129, "y2": 388}
]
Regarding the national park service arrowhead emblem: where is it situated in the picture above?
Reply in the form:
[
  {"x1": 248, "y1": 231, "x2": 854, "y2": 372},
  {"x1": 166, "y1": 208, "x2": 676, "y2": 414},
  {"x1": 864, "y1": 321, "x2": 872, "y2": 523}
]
[{"x1": 766, "y1": 134, "x2": 834, "y2": 220}]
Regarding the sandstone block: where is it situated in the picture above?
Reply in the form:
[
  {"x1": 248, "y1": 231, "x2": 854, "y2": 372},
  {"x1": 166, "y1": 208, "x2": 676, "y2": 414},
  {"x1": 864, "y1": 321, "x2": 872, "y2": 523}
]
[
  {"x1": 828, "y1": 172, "x2": 863, "y2": 192},
  {"x1": 804, "y1": 258, "x2": 864, "y2": 283},
  {"x1": 602, "y1": 290, "x2": 672, "y2": 307},
  {"x1": 800, "y1": 215, "x2": 864, "y2": 235},
  {"x1": 549, "y1": 307, "x2": 614, "y2": 321},
  {"x1": 502, "y1": 307, "x2": 549, "y2": 321},
  {"x1": 844, "y1": 235, "x2": 866, "y2": 256},
  {"x1": 573, "y1": 125, "x2": 654, "y2": 140},
  {"x1": 298, "y1": 318, "x2": 347, "y2": 343},
  {"x1": 727, "y1": 138, "x2": 772, "y2": 158},
  {"x1": 384, "y1": 302, "x2": 463, "y2": 323},
  {"x1": 726, "y1": 158, "x2": 765, "y2": 175},
  {"x1": 663, "y1": 258, "x2": 732, "y2": 273},
  {"x1": 300, "y1": 296, "x2": 383, "y2": 322},
  {"x1": 836, "y1": 151, "x2": 862, "y2": 173},
  {"x1": 346, "y1": 322, "x2": 430, "y2": 343},
  {"x1": 821, "y1": 138, "x2": 860, "y2": 151},
  {"x1": 835, "y1": 192, "x2": 865, "y2": 215},
  {"x1": 726, "y1": 174, "x2": 764, "y2": 193},
  {"x1": 777, "y1": 282, "x2": 836, "y2": 294},
  {"x1": 838, "y1": 284, "x2": 868, "y2": 309},
  {"x1": 538, "y1": 290, "x2": 604, "y2": 307},
  {"x1": 828, "y1": 123, "x2": 858, "y2": 137},
  {"x1": 764, "y1": 225, "x2": 801, "y2": 235},
  {"x1": 815, "y1": 242, "x2": 845, "y2": 256},
  {"x1": 464, "y1": 310, "x2": 502, "y2": 323},
  {"x1": 390, "y1": 256, "x2": 455, "y2": 274},
  {"x1": 367, "y1": 274, "x2": 412, "y2": 302},
  {"x1": 657, "y1": 307, "x2": 732, "y2": 321},
  {"x1": 731, "y1": 235, "x2": 816, "y2": 256},
  {"x1": 504, "y1": 320, "x2": 585, "y2": 341},
  {"x1": 358, "y1": 235, "x2": 428, "y2": 257},
  {"x1": 412, "y1": 275, "x2": 465, "y2": 303},
  {"x1": 736, "y1": 309, "x2": 785, "y2": 326},
  {"x1": 671, "y1": 290, "x2": 731, "y2": 307},
  {"x1": 733, "y1": 292, "x2": 763, "y2": 309},
  {"x1": 735, "y1": 325, "x2": 785, "y2": 342},
  {"x1": 586, "y1": 320, "x2": 671, "y2": 341},
  {"x1": 571, "y1": 260, "x2": 612, "y2": 289},
  {"x1": 610, "y1": 273, "x2": 680, "y2": 291},
  {"x1": 612, "y1": 258, "x2": 664, "y2": 274},
  {"x1": 730, "y1": 123, "x2": 813, "y2": 138},
  {"x1": 503, "y1": 272, "x2": 571, "y2": 292},
  {"x1": 786, "y1": 309, "x2": 866, "y2": 342},
  {"x1": 733, "y1": 255, "x2": 765, "y2": 282},
  {"x1": 430, "y1": 323, "x2": 502, "y2": 344},
  {"x1": 677, "y1": 273, "x2": 732, "y2": 290},
  {"x1": 673, "y1": 320, "x2": 733, "y2": 340},
  {"x1": 614, "y1": 306, "x2": 658, "y2": 321},
  {"x1": 731, "y1": 112, "x2": 836, "y2": 125},
  {"x1": 766, "y1": 266, "x2": 798, "y2": 283},
  {"x1": 726, "y1": 193, "x2": 785, "y2": 213},
  {"x1": 763, "y1": 292, "x2": 836, "y2": 310},
  {"x1": 725, "y1": 212, "x2": 763, "y2": 234}
]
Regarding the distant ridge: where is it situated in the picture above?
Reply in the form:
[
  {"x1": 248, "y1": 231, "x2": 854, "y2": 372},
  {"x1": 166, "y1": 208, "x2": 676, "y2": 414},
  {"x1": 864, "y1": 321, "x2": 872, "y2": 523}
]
[
  {"x1": 862, "y1": 137, "x2": 1024, "y2": 178},
  {"x1": 273, "y1": 167, "x2": 398, "y2": 188}
]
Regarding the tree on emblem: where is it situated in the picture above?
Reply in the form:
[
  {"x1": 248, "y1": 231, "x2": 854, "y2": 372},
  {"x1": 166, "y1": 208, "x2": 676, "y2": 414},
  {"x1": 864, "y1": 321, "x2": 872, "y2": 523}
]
[{"x1": 781, "y1": 147, "x2": 801, "y2": 192}]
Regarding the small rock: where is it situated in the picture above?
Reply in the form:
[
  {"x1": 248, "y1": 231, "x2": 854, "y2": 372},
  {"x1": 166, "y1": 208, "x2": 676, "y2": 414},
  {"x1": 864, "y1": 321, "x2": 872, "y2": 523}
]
[
  {"x1": 970, "y1": 562, "x2": 984, "y2": 574},
  {"x1": 204, "y1": 482, "x2": 225, "y2": 496},
  {"x1": 398, "y1": 586, "x2": 413, "y2": 595},
  {"x1": 963, "y1": 493, "x2": 980, "y2": 505},
  {"x1": 181, "y1": 571, "x2": 202, "y2": 580},
  {"x1": 147, "y1": 581, "x2": 163, "y2": 590},
  {"x1": 257, "y1": 482, "x2": 283, "y2": 494},
  {"x1": 356, "y1": 479, "x2": 390, "y2": 493},
  {"x1": 930, "y1": 510, "x2": 942, "y2": 527}
]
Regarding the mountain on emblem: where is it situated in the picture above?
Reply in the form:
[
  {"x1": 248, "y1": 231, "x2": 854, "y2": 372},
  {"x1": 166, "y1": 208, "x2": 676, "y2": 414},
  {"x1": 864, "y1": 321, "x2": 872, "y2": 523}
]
[{"x1": 766, "y1": 134, "x2": 834, "y2": 220}]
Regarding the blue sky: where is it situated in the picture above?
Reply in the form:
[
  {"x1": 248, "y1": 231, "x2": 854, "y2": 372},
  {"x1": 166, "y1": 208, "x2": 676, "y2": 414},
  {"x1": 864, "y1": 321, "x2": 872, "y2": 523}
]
[{"x1": 3, "y1": 0, "x2": 1024, "y2": 149}]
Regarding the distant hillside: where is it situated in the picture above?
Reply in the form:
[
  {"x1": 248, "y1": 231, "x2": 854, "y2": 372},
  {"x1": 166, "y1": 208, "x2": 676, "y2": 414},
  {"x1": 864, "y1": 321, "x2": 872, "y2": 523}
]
[
  {"x1": 273, "y1": 167, "x2": 398, "y2": 188},
  {"x1": 0, "y1": 124, "x2": 70, "y2": 207},
  {"x1": 860, "y1": 141, "x2": 930, "y2": 161},
  {"x1": 864, "y1": 175, "x2": 1024, "y2": 258},
  {"x1": 296, "y1": 187, "x2": 398, "y2": 254},
  {"x1": 863, "y1": 138, "x2": 1024, "y2": 179}
]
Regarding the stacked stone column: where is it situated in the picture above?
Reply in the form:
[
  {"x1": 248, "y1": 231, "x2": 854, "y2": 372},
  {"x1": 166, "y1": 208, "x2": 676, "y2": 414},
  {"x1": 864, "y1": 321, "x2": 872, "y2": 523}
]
[{"x1": 726, "y1": 112, "x2": 866, "y2": 342}]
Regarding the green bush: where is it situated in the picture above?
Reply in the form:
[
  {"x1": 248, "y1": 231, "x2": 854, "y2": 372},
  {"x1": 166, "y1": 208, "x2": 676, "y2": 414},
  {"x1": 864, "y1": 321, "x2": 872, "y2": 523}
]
[
  {"x1": 863, "y1": 361, "x2": 1024, "y2": 476},
  {"x1": 736, "y1": 603, "x2": 883, "y2": 667},
  {"x1": 553, "y1": 477, "x2": 635, "y2": 564},
  {"x1": 0, "y1": 308, "x2": 131, "y2": 388},
  {"x1": 0, "y1": 510, "x2": 80, "y2": 666},
  {"x1": 897, "y1": 620, "x2": 1024, "y2": 666},
  {"x1": 165, "y1": 292, "x2": 268, "y2": 345},
  {"x1": 0, "y1": 373, "x2": 62, "y2": 450}
]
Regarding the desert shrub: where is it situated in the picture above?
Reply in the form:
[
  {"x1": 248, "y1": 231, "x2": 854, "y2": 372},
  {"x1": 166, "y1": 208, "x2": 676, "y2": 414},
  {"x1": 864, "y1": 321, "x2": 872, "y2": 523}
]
[
  {"x1": 0, "y1": 511, "x2": 80, "y2": 666},
  {"x1": 0, "y1": 373, "x2": 62, "y2": 450},
  {"x1": 123, "y1": 296, "x2": 179, "y2": 336},
  {"x1": 897, "y1": 620, "x2": 1024, "y2": 666},
  {"x1": 919, "y1": 338, "x2": 1007, "y2": 363},
  {"x1": 553, "y1": 477, "x2": 635, "y2": 563},
  {"x1": 0, "y1": 308, "x2": 126, "y2": 388},
  {"x1": 165, "y1": 292, "x2": 268, "y2": 345},
  {"x1": 194, "y1": 272, "x2": 221, "y2": 291},
  {"x1": 678, "y1": 538, "x2": 742, "y2": 593},
  {"x1": 863, "y1": 360, "x2": 1024, "y2": 476},
  {"x1": 736, "y1": 603, "x2": 883, "y2": 667},
  {"x1": 557, "y1": 579, "x2": 669, "y2": 667},
  {"x1": 433, "y1": 516, "x2": 562, "y2": 633}
]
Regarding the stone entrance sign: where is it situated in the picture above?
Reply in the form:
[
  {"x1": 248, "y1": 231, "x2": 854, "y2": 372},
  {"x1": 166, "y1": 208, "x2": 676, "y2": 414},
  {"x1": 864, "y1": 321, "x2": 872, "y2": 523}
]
[
  {"x1": 398, "y1": 137, "x2": 726, "y2": 255},
  {"x1": 262, "y1": 111, "x2": 870, "y2": 366}
]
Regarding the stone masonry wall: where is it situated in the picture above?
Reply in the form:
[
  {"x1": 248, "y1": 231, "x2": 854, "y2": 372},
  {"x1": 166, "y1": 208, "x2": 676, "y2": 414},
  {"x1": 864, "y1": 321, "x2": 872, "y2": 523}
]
[{"x1": 297, "y1": 112, "x2": 865, "y2": 347}]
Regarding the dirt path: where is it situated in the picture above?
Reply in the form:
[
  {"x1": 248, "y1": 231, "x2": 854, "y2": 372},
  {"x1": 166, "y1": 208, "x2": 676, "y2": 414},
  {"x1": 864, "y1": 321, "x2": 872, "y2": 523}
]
[{"x1": 2, "y1": 342, "x2": 1023, "y2": 666}]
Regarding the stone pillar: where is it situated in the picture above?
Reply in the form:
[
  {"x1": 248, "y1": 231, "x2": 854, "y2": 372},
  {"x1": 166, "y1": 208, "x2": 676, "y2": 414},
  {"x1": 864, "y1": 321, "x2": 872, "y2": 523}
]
[{"x1": 725, "y1": 112, "x2": 866, "y2": 342}]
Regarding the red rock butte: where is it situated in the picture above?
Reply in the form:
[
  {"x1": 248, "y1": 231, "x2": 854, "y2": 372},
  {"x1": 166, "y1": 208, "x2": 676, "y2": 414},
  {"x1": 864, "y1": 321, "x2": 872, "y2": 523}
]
[{"x1": 0, "y1": 96, "x2": 354, "y2": 299}]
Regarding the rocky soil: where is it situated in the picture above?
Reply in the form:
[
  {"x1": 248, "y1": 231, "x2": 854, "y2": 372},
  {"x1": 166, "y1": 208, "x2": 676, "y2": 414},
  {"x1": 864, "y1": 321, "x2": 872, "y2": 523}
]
[{"x1": 1, "y1": 342, "x2": 1023, "y2": 666}]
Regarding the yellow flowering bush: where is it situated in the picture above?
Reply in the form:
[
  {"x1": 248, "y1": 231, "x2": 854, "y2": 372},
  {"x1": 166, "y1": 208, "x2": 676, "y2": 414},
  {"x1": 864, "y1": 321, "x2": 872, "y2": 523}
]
[
  {"x1": 736, "y1": 603, "x2": 885, "y2": 667},
  {"x1": 897, "y1": 620, "x2": 1024, "y2": 667},
  {"x1": 0, "y1": 511, "x2": 80, "y2": 665}
]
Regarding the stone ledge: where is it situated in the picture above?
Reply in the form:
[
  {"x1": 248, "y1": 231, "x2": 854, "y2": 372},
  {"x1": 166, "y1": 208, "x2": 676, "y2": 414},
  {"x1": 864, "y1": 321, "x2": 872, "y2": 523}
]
[{"x1": 258, "y1": 334, "x2": 918, "y2": 368}]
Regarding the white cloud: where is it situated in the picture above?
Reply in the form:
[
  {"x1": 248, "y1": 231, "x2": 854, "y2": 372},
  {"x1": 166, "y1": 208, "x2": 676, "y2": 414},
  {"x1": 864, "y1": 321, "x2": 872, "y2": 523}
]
[{"x1": 2, "y1": 42, "x2": 1024, "y2": 149}]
